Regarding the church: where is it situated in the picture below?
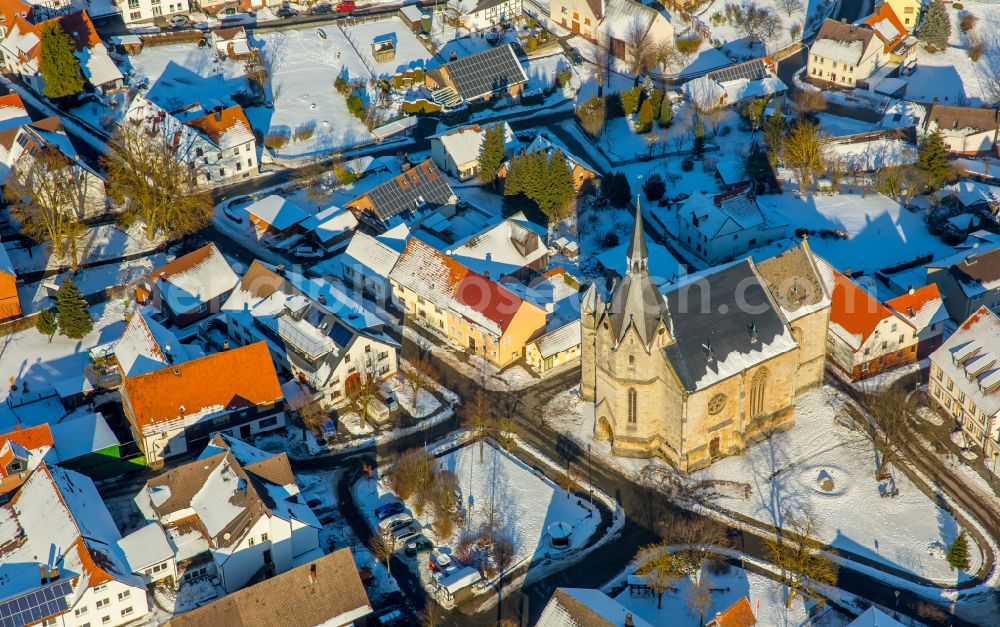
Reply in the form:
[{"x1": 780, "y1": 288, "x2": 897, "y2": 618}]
[{"x1": 581, "y1": 211, "x2": 831, "y2": 472}]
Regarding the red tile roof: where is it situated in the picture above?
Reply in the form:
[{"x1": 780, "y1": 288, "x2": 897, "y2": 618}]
[
  {"x1": 0, "y1": 424, "x2": 53, "y2": 452},
  {"x1": 829, "y1": 269, "x2": 910, "y2": 350},
  {"x1": 711, "y1": 596, "x2": 757, "y2": 627},
  {"x1": 184, "y1": 105, "x2": 252, "y2": 145},
  {"x1": 122, "y1": 342, "x2": 282, "y2": 435},
  {"x1": 454, "y1": 271, "x2": 526, "y2": 333},
  {"x1": 886, "y1": 283, "x2": 943, "y2": 319},
  {"x1": 864, "y1": 3, "x2": 908, "y2": 52}
]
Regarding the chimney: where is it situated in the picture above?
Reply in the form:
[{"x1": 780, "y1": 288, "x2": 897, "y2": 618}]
[
  {"x1": 39, "y1": 564, "x2": 48, "y2": 584},
  {"x1": 908, "y1": 286, "x2": 915, "y2": 295},
  {"x1": 625, "y1": 613, "x2": 634, "y2": 627},
  {"x1": 309, "y1": 563, "x2": 318, "y2": 584},
  {"x1": 48, "y1": 565, "x2": 59, "y2": 581},
  {"x1": 223, "y1": 341, "x2": 230, "y2": 350},
  {"x1": 401, "y1": 162, "x2": 412, "y2": 172},
  {"x1": 214, "y1": 109, "x2": 223, "y2": 122}
]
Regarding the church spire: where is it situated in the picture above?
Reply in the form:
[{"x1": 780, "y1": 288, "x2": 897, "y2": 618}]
[{"x1": 627, "y1": 200, "x2": 648, "y2": 275}]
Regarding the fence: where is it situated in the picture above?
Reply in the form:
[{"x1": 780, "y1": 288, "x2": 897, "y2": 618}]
[{"x1": 139, "y1": 30, "x2": 204, "y2": 47}]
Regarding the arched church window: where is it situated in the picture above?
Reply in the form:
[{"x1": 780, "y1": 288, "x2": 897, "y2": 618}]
[
  {"x1": 627, "y1": 388, "x2": 637, "y2": 424},
  {"x1": 750, "y1": 368, "x2": 768, "y2": 418}
]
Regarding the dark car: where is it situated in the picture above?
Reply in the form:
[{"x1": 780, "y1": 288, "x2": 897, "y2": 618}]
[
  {"x1": 306, "y1": 498, "x2": 322, "y2": 508},
  {"x1": 404, "y1": 535, "x2": 433, "y2": 556},
  {"x1": 375, "y1": 501, "x2": 405, "y2": 520},
  {"x1": 277, "y1": 6, "x2": 298, "y2": 17},
  {"x1": 311, "y1": 2, "x2": 332, "y2": 13},
  {"x1": 568, "y1": 48, "x2": 583, "y2": 66}
]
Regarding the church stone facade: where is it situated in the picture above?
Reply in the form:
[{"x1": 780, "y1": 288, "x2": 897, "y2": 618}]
[{"x1": 581, "y1": 212, "x2": 830, "y2": 472}]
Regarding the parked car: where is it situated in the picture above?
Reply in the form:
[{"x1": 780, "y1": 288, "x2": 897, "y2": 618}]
[
  {"x1": 376, "y1": 608, "x2": 405, "y2": 626},
  {"x1": 336, "y1": 0, "x2": 355, "y2": 11},
  {"x1": 294, "y1": 245, "x2": 324, "y2": 259},
  {"x1": 277, "y1": 6, "x2": 298, "y2": 17},
  {"x1": 167, "y1": 15, "x2": 189, "y2": 27},
  {"x1": 221, "y1": 13, "x2": 255, "y2": 26},
  {"x1": 311, "y1": 2, "x2": 332, "y2": 13},
  {"x1": 392, "y1": 526, "x2": 420, "y2": 543},
  {"x1": 306, "y1": 498, "x2": 322, "y2": 509},
  {"x1": 404, "y1": 535, "x2": 433, "y2": 556},
  {"x1": 382, "y1": 390, "x2": 398, "y2": 411},
  {"x1": 568, "y1": 48, "x2": 583, "y2": 66},
  {"x1": 375, "y1": 501, "x2": 405, "y2": 520},
  {"x1": 377, "y1": 513, "x2": 414, "y2": 535},
  {"x1": 429, "y1": 552, "x2": 457, "y2": 575}
]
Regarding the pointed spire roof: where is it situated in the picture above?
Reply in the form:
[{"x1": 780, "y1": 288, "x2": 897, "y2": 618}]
[{"x1": 627, "y1": 205, "x2": 648, "y2": 273}]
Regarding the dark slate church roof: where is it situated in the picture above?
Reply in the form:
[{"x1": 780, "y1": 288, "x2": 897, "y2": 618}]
[{"x1": 662, "y1": 260, "x2": 797, "y2": 392}]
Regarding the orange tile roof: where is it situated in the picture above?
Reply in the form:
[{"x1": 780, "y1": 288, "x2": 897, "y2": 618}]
[
  {"x1": 184, "y1": 105, "x2": 252, "y2": 144},
  {"x1": 146, "y1": 242, "x2": 215, "y2": 281},
  {"x1": 886, "y1": 283, "x2": 942, "y2": 316},
  {"x1": 0, "y1": 0, "x2": 31, "y2": 29},
  {"x1": 0, "y1": 92, "x2": 26, "y2": 112},
  {"x1": 829, "y1": 269, "x2": 909, "y2": 350},
  {"x1": 122, "y1": 342, "x2": 283, "y2": 435},
  {"x1": 9, "y1": 10, "x2": 102, "y2": 65},
  {"x1": 864, "y1": 3, "x2": 908, "y2": 52},
  {"x1": 0, "y1": 424, "x2": 54, "y2": 452},
  {"x1": 712, "y1": 596, "x2": 757, "y2": 627}
]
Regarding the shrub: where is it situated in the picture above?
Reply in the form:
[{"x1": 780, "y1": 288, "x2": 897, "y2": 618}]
[
  {"x1": 681, "y1": 158, "x2": 694, "y2": 171},
  {"x1": 636, "y1": 99, "x2": 653, "y2": 133},
  {"x1": 620, "y1": 87, "x2": 641, "y2": 116},
  {"x1": 412, "y1": 68, "x2": 423, "y2": 82},
  {"x1": 264, "y1": 133, "x2": 289, "y2": 149},
  {"x1": 953, "y1": 3, "x2": 963, "y2": 9},
  {"x1": 556, "y1": 68, "x2": 573, "y2": 88},
  {"x1": 401, "y1": 99, "x2": 442, "y2": 114},
  {"x1": 676, "y1": 36, "x2": 702, "y2": 57},
  {"x1": 292, "y1": 122, "x2": 316, "y2": 142},
  {"x1": 960, "y1": 13, "x2": 977, "y2": 32},
  {"x1": 334, "y1": 75, "x2": 349, "y2": 94},
  {"x1": 346, "y1": 94, "x2": 365, "y2": 115},
  {"x1": 643, "y1": 173, "x2": 666, "y2": 201},
  {"x1": 968, "y1": 36, "x2": 986, "y2": 61}
]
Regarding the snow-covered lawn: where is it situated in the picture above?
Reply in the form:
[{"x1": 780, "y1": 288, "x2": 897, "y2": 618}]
[
  {"x1": 697, "y1": 0, "x2": 837, "y2": 58},
  {"x1": 353, "y1": 441, "x2": 601, "y2": 582},
  {"x1": 825, "y1": 138, "x2": 918, "y2": 171},
  {"x1": 610, "y1": 562, "x2": 837, "y2": 627},
  {"x1": 126, "y1": 43, "x2": 249, "y2": 111},
  {"x1": 547, "y1": 384, "x2": 985, "y2": 586},
  {"x1": 754, "y1": 192, "x2": 956, "y2": 275},
  {"x1": 343, "y1": 17, "x2": 434, "y2": 76},
  {"x1": 4, "y1": 222, "x2": 167, "y2": 274}
]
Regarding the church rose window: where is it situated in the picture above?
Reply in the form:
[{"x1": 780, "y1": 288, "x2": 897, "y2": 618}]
[{"x1": 707, "y1": 393, "x2": 726, "y2": 415}]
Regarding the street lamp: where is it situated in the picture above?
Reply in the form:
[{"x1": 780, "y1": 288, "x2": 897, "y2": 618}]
[
  {"x1": 587, "y1": 443, "x2": 593, "y2": 509},
  {"x1": 893, "y1": 590, "x2": 900, "y2": 617}
]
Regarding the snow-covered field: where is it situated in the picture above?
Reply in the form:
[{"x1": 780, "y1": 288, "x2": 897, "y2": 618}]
[
  {"x1": 344, "y1": 17, "x2": 435, "y2": 76},
  {"x1": 353, "y1": 441, "x2": 601, "y2": 579},
  {"x1": 825, "y1": 138, "x2": 918, "y2": 171},
  {"x1": 4, "y1": 222, "x2": 167, "y2": 274},
  {"x1": 546, "y1": 384, "x2": 984, "y2": 586},
  {"x1": 126, "y1": 43, "x2": 249, "y2": 111},
  {"x1": 697, "y1": 0, "x2": 837, "y2": 58}
]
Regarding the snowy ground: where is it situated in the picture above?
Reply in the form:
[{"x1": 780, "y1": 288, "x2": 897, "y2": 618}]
[
  {"x1": 343, "y1": 17, "x2": 435, "y2": 76},
  {"x1": 125, "y1": 43, "x2": 248, "y2": 112},
  {"x1": 546, "y1": 384, "x2": 985, "y2": 586},
  {"x1": 825, "y1": 138, "x2": 918, "y2": 171},
  {"x1": 698, "y1": 0, "x2": 836, "y2": 58},
  {"x1": 4, "y1": 222, "x2": 167, "y2": 274},
  {"x1": 353, "y1": 441, "x2": 601, "y2": 585}
]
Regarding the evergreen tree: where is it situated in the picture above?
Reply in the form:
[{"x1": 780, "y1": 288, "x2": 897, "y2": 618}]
[
  {"x1": 637, "y1": 99, "x2": 653, "y2": 133},
  {"x1": 55, "y1": 279, "x2": 92, "y2": 339},
  {"x1": 763, "y1": 106, "x2": 786, "y2": 165},
  {"x1": 620, "y1": 88, "x2": 640, "y2": 116},
  {"x1": 917, "y1": 128, "x2": 952, "y2": 190},
  {"x1": 744, "y1": 142, "x2": 774, "y2": 193},
  {"x1": 547, "y1": 150, "x2": 577, "y2": 220},
  {"x1": 36, "y1": 309, "x2": 57, "y2": 343},
  {"x1": 692, "y1": 118, "x2": 706, "y2": 159},
  {"x1": 478, "y1": 122, "x2": 506, "y2": 185},
  {"x1": 649, "y1": 88, "x2": 664, "y2": 121},
  {"x1": 39, "y1": 21, "x2": 84, "y2": 100},
  {"x1": 604, "y1": 172, "x2": 632, "y2": 208},
  {"x1": 658, "y1": 98, "x2": 674, "y2": 128},
  {"x1": 947, "y1": 531, "x2": 969, "y2": 570},
  {"x1": 918, "y1": 0, "x2": 951, "y2": 50}
]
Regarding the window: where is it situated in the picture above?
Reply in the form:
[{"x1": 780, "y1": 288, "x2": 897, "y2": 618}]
[
  {"x1": 259, "y1": 416, "x2": 278, "y2": 428},
  {"x1": 94, "y1": 584, "x2": 108, "y2": 593},
  {"x1": 236, "y1": 161, "x2": 242, "y2": 171},
  {"x1": 628, "y1": 355, "x2": 635, "y2": 365},
  {"x1": 248, "y1": 158, "x2": 253, "y2": 167},
  {"x1": 75, "y1": 607, "x2": 89, "y2": 617},
  {"x1": 118, "y1": 591, "x2": 130, "y2": 601},
  {"x1": 262, "y1": 533, "x2": 268, "y2": 542},
  {"x1": 121, "y1": 607, "x2": 134, "y2": 617},
  {"x1": 96, "y1": 598, "x2": 110, "y2": 609},
  {"x1": 749, "y1": 368, "x2": 768, "y2": 418},
  {"x1": 234, "y1": 145, "x2": 240, "y2": 155},
  {"x1": 102, "y1": 617, "x2": 111, "y2": 625},
  {"x1": 42, "y1": 620, "x2": 57, "y2": 627},
  {"x1": 627, "y1": 388, "x2": 637, "y2": 424},
  {"x1": 219, "y1": 168, "x2": 226, "y2": 177},
  {"x1": 129, "y1": 10, "x2": 140, "y2": 18},
  {"x1": 249, "y1": 537, "x2": 255, "y2": 547}
]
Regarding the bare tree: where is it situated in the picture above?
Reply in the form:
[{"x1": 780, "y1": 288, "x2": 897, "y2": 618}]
[
  {"x1": 589, "y1": 48, "x2": 611, "y2": 98},
  {"x1": 686, "y1": 573, "x2": 714, "y2": 625},
  {"x1": 776, "y1": 0, "x2": 802, "y2": 17},
  {"x1": 658, "y1": 513, "x2": 731, "y2": 574},
  {"x1": 346, "y1": 357, "x2": 382, "y2": 430},
  {"x1": 782, "y1": 120, "x2": 825, "y2": 191},
  {"x1": 634, "y1": 542, "x2": 688, "y2": 609},
  {"x1": 5, "y1": 148, "x2": 91, "y2": 271},
  {"x1": 298, "y1": 400, "x2": 327, "y2": 439},
  {"x1": 625, "y1": 19, "x2": 656, "y2": 75},
  {"x1": 389, "y1": 447, "x2": 437, "y2": 501},
  {"x1": 766, "y1": 506, "x2": 837, "y2": 608},
  {"x1": 854, "y1": 385, "x2": 916, "y2": 479},
  {"x1": 103, "y1": 120, "x2": 212, "y2": 242},
  {"x1": 732, "y1": 2, "x2": 781, "y2": 46},
  {"x1": 418, "y1": 604, "x2": 444, "y2": 627},
  {"x1": 295, "y1": 159, "x2": 328, "y2": 207},
  {"x1": 461, "y1": 389, "x2": 493, "y2": 462},
  {"x1": 429, "y1": 470, "x2": 463, "y2": 537},
  {"x1": 368, "y1": 532, "x2": 394, "y2": 576},
  {"x1": 402, "y1": 357, "x2": 439, "y2": 407}
]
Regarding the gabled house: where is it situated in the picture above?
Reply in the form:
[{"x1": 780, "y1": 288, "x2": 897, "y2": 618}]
[
  {"x1": 113, "y1": 309, "x2": 189, "y2": 379},
  {"x1": 431, "y1": 122, "x2": 513, "y2": 181},
  {"x1": 708, "y1": 596, "x2": 757, "y2": 627},
  {"x1": 0, "y1": 10, "x2": 123, "y2": 96},
  {"x1": 885, "y1": 284, "x2": 948, "y2": 358},
  {"x1": 120, "y1": 341, "x2": 286, "y2": 466},
  {"x1": 223, "y1": 261, "x2": 399, "y2": 407},
  {"x1": 450, "y1": 0, "x2": 521, "y2": 31},
  {"x1": 497, "y1": 134, "x2": 598, "y2": 193},
  {"x1": 340, "y1": 230, "x2": 405, "y2": 303},
  {"x1": 120, "y1": 0, "x2": 191, "y2": 26},
  {"x1": 923, "y1": 104, "x2": 1000, "y2": 156},
  {"x1": 245, "y1": 194, "x2": 310, "y2": 240},
  {"x1": 0, "y1": 423, "x2": 52, "y2": 496},
  {"x1": 0, "y1": 238, "x2": 19, "y2": 321},
  {"x1": 124, "y1": 95, "x2": 258, "y2": 186},
  {"x1": 346, "y1": 159, "x2": 457, "y2": 231},
  {"x1": 134, "y1": 434, "x2": 322, "y2": 594},
  {"x1": 881, "y1": 0, "x2": 921, "y2": 30},
  {"x1": 211, "y1": 26, "x2": 251, "y2": 60},
  {"x1": 447, "y1": 213, "x2": 548, "y2": 280},
  {"x1": 390, "y1": 237, "x2": 547, "y2": 367},
  {"x1": 677, "y1": 187, "x2": 786, "y2": 265},
  {"x1": 164, "y1": 548, "x2": 372, "y2": 627},
  {"x1": 525, "y1": 320, "x2": 581, "y2": 373},
  {"x1": 598, "y1": 0, "x2": 673, "y2": 63},
  {"x1": 818, "y1": 259, "x2": 919, "y2": 379},
  {"x1": 300, "y1": 205, "x2": 358, "y2": 253},
  {"x1": 425, "y1": 44, "x2": 528, "y2": 106},
  {"x1": 684, "y1": 57, "x2": 787, "y2": 109},
  {"x1": 863, "y1": 3, "x2": 909, "y2": 54},
  {"x1": 807, "y1": 18, "x2": 883, "y2": 87},
  {"x1": 0, "y1": 463, "x2": 150, "y2": 627},
  {"x1": 929, "y1": 306, "x2": 1000, "y2": 466},
  {"x1": 116, "y1": 521, "x2": 177, "y2": 587},
  {"x1": 537, "y1": 588, "x2": 655, "y2": 626},
  {"x1": 928, "y1": 245, "x2": 1000, "y2": 321},
  {"x1": 135, "y1": 243, "x2": 239, "y2": 327},
  {"x1": 551, "y1": 0, "x2": 603, "y2": 40}
]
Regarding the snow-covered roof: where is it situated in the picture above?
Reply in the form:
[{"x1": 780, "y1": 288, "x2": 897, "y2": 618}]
[
  {"x1": 117, "y1": 522, "x2": 173, "y2": 571},
  {"x1": 847, "y1": 607, "x2": 907, "y2": 627},
  {"x1": 76, "y1": 43, "x2": 123, "y2": 87},
  {"x1": 342, "y1": 231, "x2": 403, "y2": 279},
  {"x1": 447, "y1": 215, "x2": 547, "y2": 279},
  {"x1": 681, "y1": 188, "x2": 776, "y2": 240},
  {"x1": 114, "y1": 310, "x2": 187, "y2": 377},
  {"x1": 521, "y1": 134, "x2": 596, "y2": 175},
  {"x1": 811, "y1": 38, "x2": 865, "y2": 65},
  {"x1": 50, "y1": 412, "x2": 119, "y2": 461},
  {"x1": 149, "y1": 243, "x2": 239, "y2": 315},
  {"x1": 246, "y1": 195, "x2": 310, "y2": 231},
  {"x1": 531, "y1": 321, "x2": 581, "y2": 358},
  {"x1": 438, "y1": 565, "x2": 482, "y2": 594},
  {"x1": 400, "y1": 4, "x2": 425, "y2": 21},
  {"x1": 715, "y1": 158, "x2": 747, "y2": 187},
  {"x1": 184, "y1": 105, "x2": 255, "y2": 150},
  {"x1": 682, "y1": 75, "x2": 726, "y2": 110},
  {"x1": 886, "y1": 284, "x2": 948, "y2": 334},
  {"x1": 599, "y1": 0, "x2": 667, "y2": 40},
  {"x1": 300, "y1": 205, "x2": 358, "y2": 244},
  {"x1": 537, "y1": 588, "x2": 655, "y2": 627},
  {"x1": 933, "y1": 306, "x2": 1000, "y2": 422},
  {"x1": 438, "y1": 125, "x2": 488, "y2": 167},
  {"x1": 937, "y1": 180, "x2": 1000, "y2": 208}
]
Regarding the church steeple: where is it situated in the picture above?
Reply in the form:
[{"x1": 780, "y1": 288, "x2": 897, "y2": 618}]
[{"x1": 627, "y1": 202, "x2": 648, "y2": 275}]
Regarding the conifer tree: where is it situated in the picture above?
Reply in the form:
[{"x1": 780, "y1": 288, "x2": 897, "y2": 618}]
[
  {"x1": 917, "y1": 128, "x2": 952, "y2": 191},
  {"x1": 36, "y1": 309, "x2": 57, "y2": 343},
  {"x1": 763, "y1": 106, "x2": 786, "y2": 165},
  {"x1": 658, "y1": 98, "x2": 674, "y2": 128},
  {"x1": 918, "y1": 0, "x2": 951, "y2": 50},
  {"x1": 547, "y1": 150, "x2": 576, "y2": 221},
  {"x1": 650, "y1": 88, "x2": 664, "y2": 120},
  {"x1": 692, "y1": 118, "x2": 706, "y2": 159},
  {"x1": 620, "y1": 88, "x2": 640, "y2": 116},
  {"x1": 782, "y1": 120, "x2": 825, "y2": 191},
  {"x1": 637, "y1": 99, "x2": 653, "y2": 133},
  {"x1": 39, "y1": 21, "x2": 84, "y2": 100},
  {"x1": 947, "y1": 531, "x2": 969, "y2": 570},
  {"x1": 478, "y1": 122, "x2": 506, "y2": 185},
  {"x1": 55, "y1": 279, "x2": 92, "y2": 339}
]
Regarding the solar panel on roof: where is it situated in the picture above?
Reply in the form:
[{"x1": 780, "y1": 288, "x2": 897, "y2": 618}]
[
  {"x1": 366, "y1": 163, "x2": 454, "y2": 222},
  {"x1": 0, "y1": 580, "x2": 73, "y2": 627},
  {"x1": 708, "y1": 59, "x2": 769, "y2": 84},
  {"x1": 445, "y1": 44, "x2": 527, "y2": 101}
]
